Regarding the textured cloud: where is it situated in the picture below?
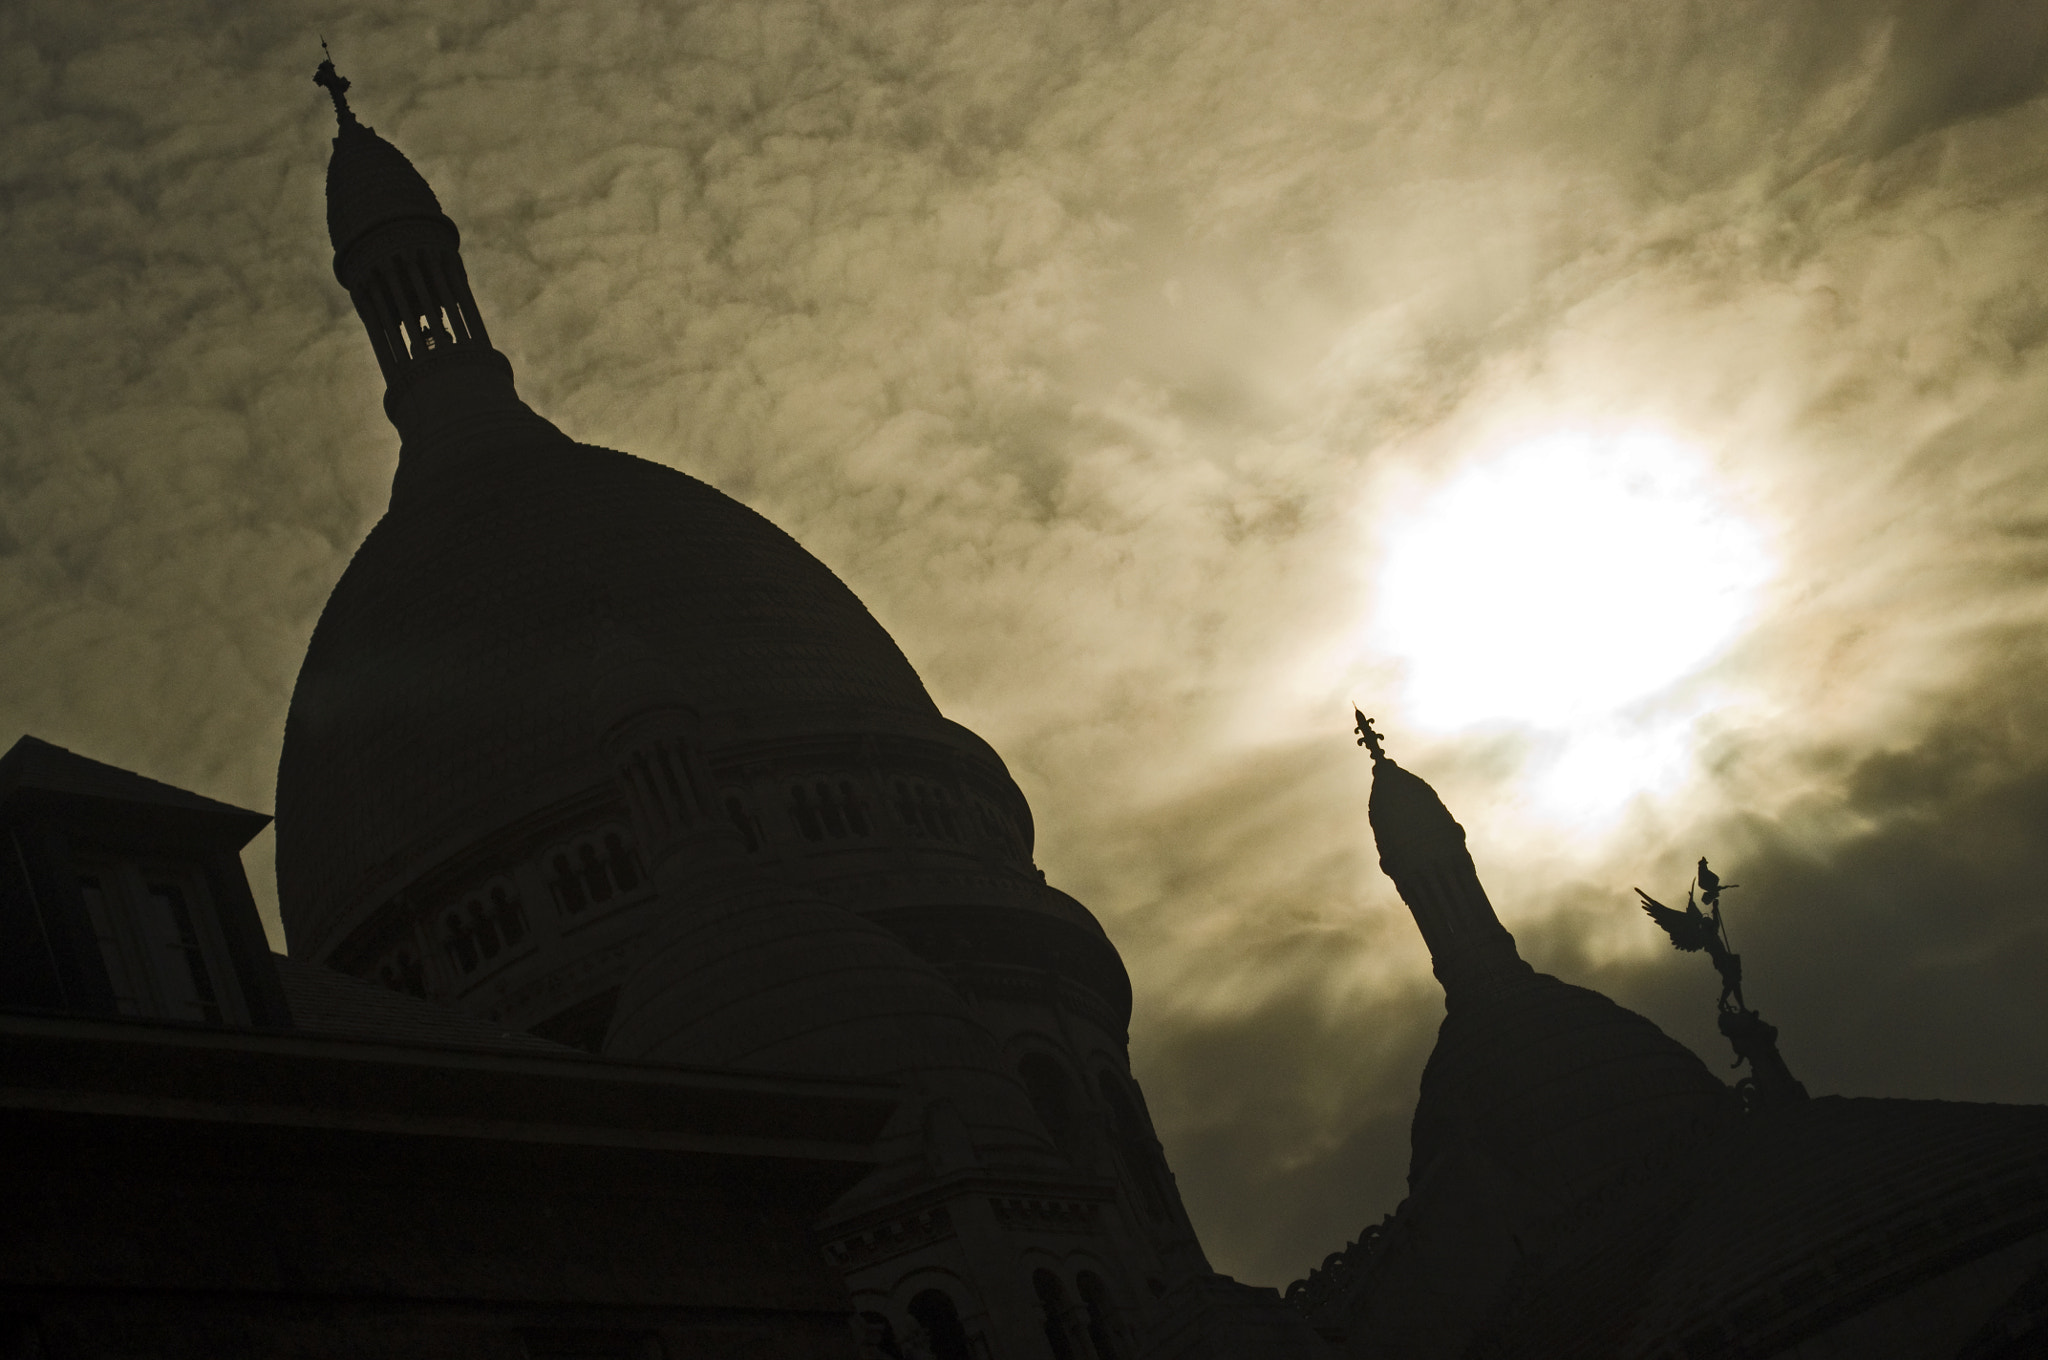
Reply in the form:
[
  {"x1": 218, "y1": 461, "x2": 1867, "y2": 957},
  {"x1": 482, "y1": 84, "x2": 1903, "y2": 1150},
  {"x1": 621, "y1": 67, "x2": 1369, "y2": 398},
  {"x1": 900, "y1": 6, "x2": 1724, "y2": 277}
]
[{"x1": 7, "y1": 0, "x2": 2048, "y2": 1286}]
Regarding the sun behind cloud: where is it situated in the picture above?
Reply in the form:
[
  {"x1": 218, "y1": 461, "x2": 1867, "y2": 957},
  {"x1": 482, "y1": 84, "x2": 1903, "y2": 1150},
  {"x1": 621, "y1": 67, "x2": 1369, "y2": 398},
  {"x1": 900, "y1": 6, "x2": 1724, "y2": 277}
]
[{"x1": 1369, "y1": 428, "x2": 1776, "y2": 821}]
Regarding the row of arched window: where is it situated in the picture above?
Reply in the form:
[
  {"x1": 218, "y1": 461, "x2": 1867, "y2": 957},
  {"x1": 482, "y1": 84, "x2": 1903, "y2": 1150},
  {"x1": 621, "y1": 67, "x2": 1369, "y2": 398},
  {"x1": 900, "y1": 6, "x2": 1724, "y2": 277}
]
[
  {"x1": 896, "y1": 780, "x2": 964, "y2": 843},
  {"x1": 968, "y1": 794, "x2": 1025, "y2": 857},
  {"x1": 790, "y1": 780, "x2": 872, "y2": 842},
  {"x1": 706, "y1": 770, "x2": 1025, "y2": 859},
  {"x1": 751, "y1": 773, "x2": 1015, "y2": 855},
  {"x1": 548, "y1": 831, "x2": 644, "y2": 916},
  {"x1": 1037, "y1": 1269, "x2": 1125, "y2": 1360},
  {"x1": 443, "y1": 882, "x2": 529, "y2": 976},
  {"x1": 861, "y1": 1290, "x2": 972, "y2": 1360},
  {"x1": 621, "y1": 736, "x2": 706, "y2": 836},
  {"x1": 1017, "y1": 1052, "x2": 1179, "y2": 1225},
  {"x1": 376, "y1": 946, "x2": 428, "y2": 998},
  {"x1": 858, "y1": 1273, "x2": 1124, "y2": 1360},
  {"x1": 386, "y1": 829, "x2": 647, "y2": 993},
  {"x1": 350, "y1": 246, "x2": 488, "y2": 378}
]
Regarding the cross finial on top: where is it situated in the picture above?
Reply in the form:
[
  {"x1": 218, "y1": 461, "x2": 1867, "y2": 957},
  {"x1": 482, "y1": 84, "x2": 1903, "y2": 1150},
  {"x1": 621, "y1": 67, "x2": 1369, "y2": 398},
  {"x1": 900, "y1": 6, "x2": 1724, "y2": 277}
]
[
  {"x1": 313, "y1": 40, "x2": 358, "y2": 128},
  {"x1": 1354, "y1": 708, "x2": 1386, "y2": 762}
]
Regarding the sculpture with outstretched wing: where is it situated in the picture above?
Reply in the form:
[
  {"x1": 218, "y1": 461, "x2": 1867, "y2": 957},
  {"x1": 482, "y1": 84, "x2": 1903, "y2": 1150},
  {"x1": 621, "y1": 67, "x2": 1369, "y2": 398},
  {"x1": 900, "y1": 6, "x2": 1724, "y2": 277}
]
[
  {"x1": 1635, "y1": 887, "x2": 1715, "y2": 954},
  {"x1": 1631, "y1": 859, "x2": 1804, "y2": 1108},
  {"x1": 1636, "y1": 884, "x2": 1745, "y2": 1011}
]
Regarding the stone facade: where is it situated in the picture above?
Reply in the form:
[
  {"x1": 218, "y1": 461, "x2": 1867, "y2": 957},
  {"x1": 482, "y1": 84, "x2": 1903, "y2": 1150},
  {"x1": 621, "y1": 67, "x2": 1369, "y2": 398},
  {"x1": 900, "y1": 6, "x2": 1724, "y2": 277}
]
[{"x1": 0, "y1": 1009, "x2": 892, "y2": 1360}]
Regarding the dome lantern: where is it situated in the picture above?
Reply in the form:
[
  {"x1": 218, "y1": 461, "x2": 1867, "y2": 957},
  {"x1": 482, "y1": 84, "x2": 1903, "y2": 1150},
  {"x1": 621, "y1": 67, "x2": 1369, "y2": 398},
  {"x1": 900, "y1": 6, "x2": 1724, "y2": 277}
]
[{"x1": 314, "y1": 56, "x2": 511, "y2": 433}]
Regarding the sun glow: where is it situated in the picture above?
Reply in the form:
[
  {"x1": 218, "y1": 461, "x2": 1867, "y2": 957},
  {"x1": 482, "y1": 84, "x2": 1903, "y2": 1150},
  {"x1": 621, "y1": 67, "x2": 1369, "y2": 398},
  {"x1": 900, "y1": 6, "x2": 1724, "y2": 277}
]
[{"x1": 1370, "y1": 429, "x2": 1773, "y2": 820}]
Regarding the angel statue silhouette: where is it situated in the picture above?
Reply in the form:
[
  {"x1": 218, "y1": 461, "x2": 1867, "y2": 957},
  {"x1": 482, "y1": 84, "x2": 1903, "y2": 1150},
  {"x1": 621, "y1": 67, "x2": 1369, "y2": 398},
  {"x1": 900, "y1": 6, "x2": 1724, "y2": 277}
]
[{"x1": 1635, "y1": 857, "x2": 1745, "y2": 1012}]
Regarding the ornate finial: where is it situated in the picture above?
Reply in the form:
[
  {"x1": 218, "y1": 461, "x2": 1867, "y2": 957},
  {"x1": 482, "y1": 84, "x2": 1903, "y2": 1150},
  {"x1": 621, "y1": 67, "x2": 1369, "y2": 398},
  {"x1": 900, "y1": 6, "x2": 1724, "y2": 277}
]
[
  {"x1": 1353, "y1": 708, "x2": 1385, "y2": 763},
  {"x1": 314, "y1": 41, "x2": 358, "y2": 128}
]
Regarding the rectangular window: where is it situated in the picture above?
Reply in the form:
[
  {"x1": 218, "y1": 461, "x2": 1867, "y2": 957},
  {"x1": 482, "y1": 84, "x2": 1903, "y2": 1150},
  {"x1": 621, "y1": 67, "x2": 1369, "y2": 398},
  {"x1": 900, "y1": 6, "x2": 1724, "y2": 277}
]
[
  {"x1": 73, "y1": 860, "x2": 246, "y2": 1026},
  {"x1": 77, "y1": 873, "x2": 143, "y2": 1017}
]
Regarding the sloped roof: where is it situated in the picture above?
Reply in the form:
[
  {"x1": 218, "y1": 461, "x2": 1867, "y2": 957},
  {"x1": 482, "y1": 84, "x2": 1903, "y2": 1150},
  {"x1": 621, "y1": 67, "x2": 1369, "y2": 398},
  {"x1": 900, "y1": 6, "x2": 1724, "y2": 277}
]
[
  {"x1": 1628, "y1": 1096, "x2": 2048, "y2": 1356},
  {"x1": 1468, "y1": 1095, "x2": 2048, "y2": 1357},
  {"x1": 0, "y1": 735, "x2": 270, "y2": 848}
]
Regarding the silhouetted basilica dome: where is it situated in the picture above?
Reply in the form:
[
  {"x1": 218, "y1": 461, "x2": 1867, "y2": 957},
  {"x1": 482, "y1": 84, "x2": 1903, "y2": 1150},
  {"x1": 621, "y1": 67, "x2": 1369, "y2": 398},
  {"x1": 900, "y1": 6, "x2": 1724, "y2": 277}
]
[{"x1": 276, "y1": 429, "x2": 946, "y2": 956}]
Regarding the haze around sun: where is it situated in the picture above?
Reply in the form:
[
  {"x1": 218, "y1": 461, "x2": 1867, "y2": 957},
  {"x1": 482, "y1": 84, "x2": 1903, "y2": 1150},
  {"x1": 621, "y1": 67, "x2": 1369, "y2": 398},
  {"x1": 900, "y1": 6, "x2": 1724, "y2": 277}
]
[
  {"x1": 7, "y1": 0, "x2": 2048, "y2": 1292},
  {"x1": 1364, "y1": 428, "x2": 1776, "y2": 827}
]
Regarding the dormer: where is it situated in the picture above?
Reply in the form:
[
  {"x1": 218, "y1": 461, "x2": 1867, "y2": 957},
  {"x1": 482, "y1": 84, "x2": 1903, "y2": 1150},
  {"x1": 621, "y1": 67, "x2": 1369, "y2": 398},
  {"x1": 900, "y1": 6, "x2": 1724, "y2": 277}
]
[{"x1": 0, "y1": 736, "x2": 289, "y2": 1027}]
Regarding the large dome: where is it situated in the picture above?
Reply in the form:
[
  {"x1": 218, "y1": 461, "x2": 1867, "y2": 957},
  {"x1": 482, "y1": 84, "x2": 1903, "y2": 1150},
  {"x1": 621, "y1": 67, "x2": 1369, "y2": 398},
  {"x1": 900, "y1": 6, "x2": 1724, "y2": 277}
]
[{"x1": 276, "y1": 420, "x2": 945, "y2": 956}]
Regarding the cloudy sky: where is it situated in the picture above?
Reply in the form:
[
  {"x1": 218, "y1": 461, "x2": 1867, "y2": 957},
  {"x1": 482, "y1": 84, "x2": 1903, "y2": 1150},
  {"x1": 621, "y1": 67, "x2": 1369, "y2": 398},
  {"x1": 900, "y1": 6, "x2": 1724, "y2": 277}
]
[{"x1": 8, "y1": 0, "x2": 2048, "y2": 1285}]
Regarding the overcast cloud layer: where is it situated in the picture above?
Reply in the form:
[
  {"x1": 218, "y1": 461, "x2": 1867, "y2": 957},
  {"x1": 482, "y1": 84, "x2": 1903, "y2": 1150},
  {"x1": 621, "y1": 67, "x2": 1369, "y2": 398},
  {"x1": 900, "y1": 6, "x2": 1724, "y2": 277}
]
[{"x1": 8, "y1": 0, "x2": 2048, "y2": 1285}]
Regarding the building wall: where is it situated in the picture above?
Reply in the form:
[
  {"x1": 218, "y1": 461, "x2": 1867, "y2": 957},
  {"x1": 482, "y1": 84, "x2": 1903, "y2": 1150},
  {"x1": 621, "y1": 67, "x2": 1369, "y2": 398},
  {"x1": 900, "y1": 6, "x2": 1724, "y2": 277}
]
[{"x1": 0, "y1": 1016, "x2": 893, "y2": 1360}]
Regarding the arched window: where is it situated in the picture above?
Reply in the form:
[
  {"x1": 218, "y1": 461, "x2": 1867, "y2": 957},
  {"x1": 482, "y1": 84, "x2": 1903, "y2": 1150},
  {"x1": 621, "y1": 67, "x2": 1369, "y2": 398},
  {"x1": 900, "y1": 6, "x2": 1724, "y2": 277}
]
[
  {"x1": 1076, "y1": 1272, "x2": 1125, "y2": 1360},
  {"x1": 841, "y1": 781, "x2": 870, "y2": 835},
  {"x1": 577, "y1": 842, "x2": 615, "y2": 903},
  {"x1": 394, "y1": 947, "x2": 426, "y2": 997},
  {"x1": 1098, "y1": 1072, "x2": 1173, "y2": 1222},
  {"x1": 790, "y1": 785, "x2": 823, "y2": 841},
  {"x1": 491, "y1": 883, "x2": 527, "y2": 947},
  {"x1": 1019, "y1": 1053, "x2": 1080, "y2": 1163},
  {"x1": 550, "y1": 853, "x2": 586, "y2": 914},
  {"x1": 472, "y1": 901, "x2": 502, "y2": 959},
  {"x1": 725, "y1": 796, "x2": 762, "y2": 852},
  {"x1": 604, "y1": 833, "x2": 641, "y2": 893},
  {"x1": 628, "y1": 753, "x2": 667, "y2": 833},
  {"x1": 815, "y1": 781, "x2": 847, "y2": 837},
  {"x1": 856, "y1": 1311, "x2": 903, "y2": 1360},
  {"x1": 380, "y1": 949, "x2": 427, "y2": 997},
  {"x1": 905, "y1": 1290, "x2": 973, "y2": 1360},
  {"x1": 1033, "y1": 1270, "x2": 1079, "y2": 1360},
  {"x1": 445, "y1": 912, "x2": 479, "y2": 974},
  {"x1": 654, "y1": 743, "x2": 691, "y2": 821}
]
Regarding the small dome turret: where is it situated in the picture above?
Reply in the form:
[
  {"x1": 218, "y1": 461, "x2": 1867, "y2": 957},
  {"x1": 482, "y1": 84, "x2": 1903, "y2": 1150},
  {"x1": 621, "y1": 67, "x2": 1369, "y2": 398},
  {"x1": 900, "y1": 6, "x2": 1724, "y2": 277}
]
[
  {"x1": 313, "y1": 56, "x2": 508, "y2": 431},
  {"x1": 1357, "y1": 716, "x2": 1527, "y2": 997}
]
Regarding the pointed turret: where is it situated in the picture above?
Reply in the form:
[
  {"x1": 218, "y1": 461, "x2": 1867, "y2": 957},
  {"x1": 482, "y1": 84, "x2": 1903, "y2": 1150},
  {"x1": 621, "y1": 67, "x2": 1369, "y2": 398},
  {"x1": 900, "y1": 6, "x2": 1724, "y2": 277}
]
[
  {"x1": 314, "y1": 55, "x2": 529, "y2": 442},
  {"x1": 1357, "y1": 712, "x2": 1529, "y2": 998}
]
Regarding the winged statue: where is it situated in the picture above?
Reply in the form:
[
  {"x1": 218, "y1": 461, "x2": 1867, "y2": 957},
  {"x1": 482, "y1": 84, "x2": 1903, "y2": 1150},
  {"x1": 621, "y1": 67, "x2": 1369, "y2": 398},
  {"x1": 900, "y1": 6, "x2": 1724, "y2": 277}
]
[{"x1": 1635, "y1": 880, "x2": 1745, "y2": 1012}]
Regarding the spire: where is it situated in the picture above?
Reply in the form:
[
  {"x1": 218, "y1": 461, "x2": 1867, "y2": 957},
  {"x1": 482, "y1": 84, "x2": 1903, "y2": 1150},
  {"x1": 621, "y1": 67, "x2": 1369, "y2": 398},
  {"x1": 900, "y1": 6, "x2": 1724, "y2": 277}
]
[
  {"x1": 313, "y1": 43, "x2": 358, "y2": 129},
  {"x1": 311, "y1": 57, "x2": 529, "y2": 441},
  {"x1": 1356, "y1": 718, "x2": 1529, "y2": 998}
]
